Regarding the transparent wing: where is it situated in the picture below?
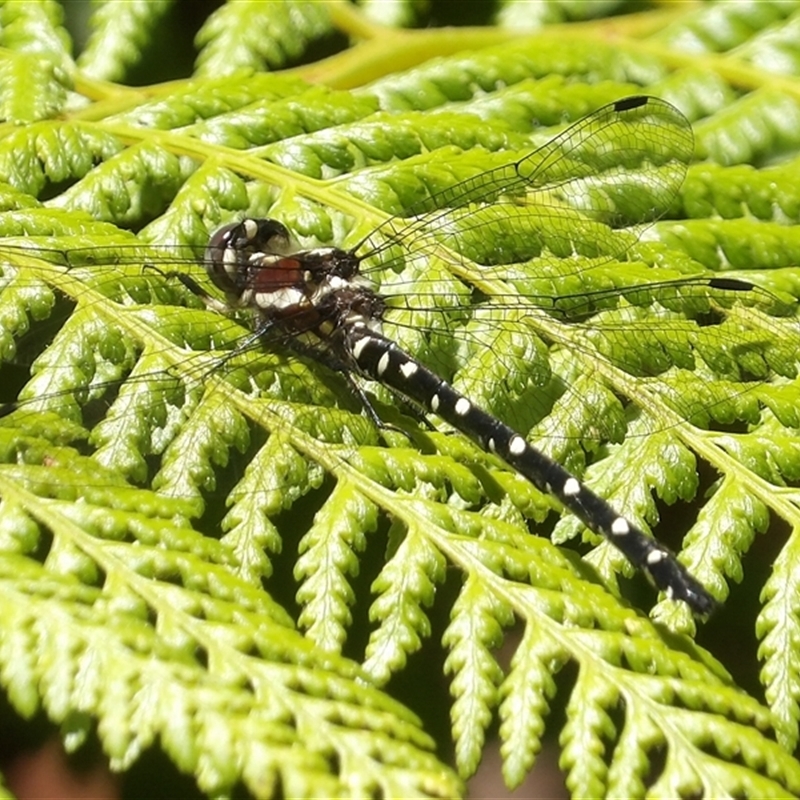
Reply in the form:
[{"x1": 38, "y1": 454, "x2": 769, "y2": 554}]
[
  {"x1": 0, "y1": 96, "x2": 788, "y2": 467},
  {"x1": 359, "y1": 96, "x2": 693, "y2": 267},
  {"x1": 0, "y1": 99, "x2": 796, "y2": 582}
]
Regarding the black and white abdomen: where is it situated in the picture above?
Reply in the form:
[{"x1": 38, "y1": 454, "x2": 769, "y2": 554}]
[{"x1": 343, "y1": 322, "x2": 715, "y2": 615}]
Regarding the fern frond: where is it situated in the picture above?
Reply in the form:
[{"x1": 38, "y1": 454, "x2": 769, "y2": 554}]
[
  {"x1": 77, "y1": 0, "x2": 173, "y2": 82},
  {"x1": 2, "y1": 2, "x2": 800, "y2": 797},
  {"x1": 363, "y1": 522, "x2": 448, "y2": 682},
  {"x1": 295, "y1": 480, "x2": 375, "y2": 652},
  {"x1": 0, "y1": 0, "x2": 72, "y2": 87},
  {"x1": 443, "y1": 573, "x2": 512, "y2": 776},
  {"x1": 758, "y1": 524, "x2": 800, "y2": 753},
  {"x1": 0, "y1": 439, "x2": 461, "y2": 797},
  {"x1": 195, "y1": 0, "x2": 333, "y2": 77}
]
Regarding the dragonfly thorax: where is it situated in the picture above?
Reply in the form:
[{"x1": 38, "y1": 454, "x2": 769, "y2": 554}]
[{"x1": 205, "y1": 218, "x2": 384, "y2": 340}]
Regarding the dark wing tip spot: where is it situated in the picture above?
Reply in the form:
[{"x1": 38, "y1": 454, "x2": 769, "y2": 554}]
[
  {"x1": 708, "y1": 277, "x2": 753, "y2": 292},
  {"x1": 614, "y1": 95, "x2": 648, "y2": 112}
]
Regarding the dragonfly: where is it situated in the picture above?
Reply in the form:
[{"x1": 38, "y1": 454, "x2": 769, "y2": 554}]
[{"x1": 0, "y1": 95, "x2": 787, "y2": 614}]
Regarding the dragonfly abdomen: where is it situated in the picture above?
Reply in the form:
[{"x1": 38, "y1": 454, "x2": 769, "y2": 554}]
[{"x1": 347, "y1": 325, "x2": 716, "y2": 615}]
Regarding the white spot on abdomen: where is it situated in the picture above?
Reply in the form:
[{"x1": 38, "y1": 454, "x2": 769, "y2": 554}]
[
  {"x1": 455, "y1": 397, "x2": 471, "y2": 416},
  {"x1": 611, "y1": 518, "x2": 630, "y2": 536},
  {"x1": 377, "y1": 351, "x2": 390, "y2": 376},
  {"x1": 509, "y1": 435, "x2": 526, "y2": 455},
  {"x1": 400, "y1": 361, "x2": 418, "y2": 378}
]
